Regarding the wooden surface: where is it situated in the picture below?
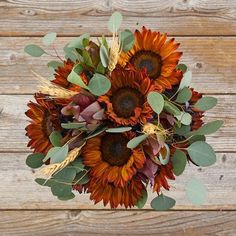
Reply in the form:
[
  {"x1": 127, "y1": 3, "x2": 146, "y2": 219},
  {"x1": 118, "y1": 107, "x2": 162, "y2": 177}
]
[{"x1": 0, "y1": 0, "x2": 236, "y2": 235}]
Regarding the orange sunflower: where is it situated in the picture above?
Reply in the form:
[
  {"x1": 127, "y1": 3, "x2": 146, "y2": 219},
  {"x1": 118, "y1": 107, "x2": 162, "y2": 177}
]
[
  {"x1": 88, "y1": 176, "x2": 145, "y2": 208},
  {"x1": 153, "y1": 162, "x2": 175, "y2": 193},
  {"x1": 53, "y1": 59, "x2": 88, "y2": 92},
  {"x1": 25, "y1": 93, "x2": 62, "y2": 154},
  {"x1": 119, "y1": 27, "x2": 183, "y2": 91},
  {"x1": 98, "y1": 66, "x2": 155, "y2": 126},
  {"x1": 81, "y1": 132, "x2": 146, "y2": 187}
]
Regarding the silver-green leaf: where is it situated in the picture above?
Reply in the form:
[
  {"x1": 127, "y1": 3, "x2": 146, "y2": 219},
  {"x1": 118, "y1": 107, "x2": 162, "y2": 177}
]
[
  {"x1": 172, "y1": 149, "x2": 187, "y2": 176},
  {"x1": 127, "y1": 134, "x2": 148, "y2": 149},
  {"x1": 194, "y1": 97, "x2": 217, "y2": 111},
  {"x1": 24, "y1": 44, "x2": 45, "y2": 57},
  {"x1": 42, "y1": 32, "x2": 57, "y2": 46},
  {"x1": 108, "y1": 11, "x2": 123, "y2": 33},
  {"x1": 147, "y1": 92, "x2": 164, "y2": 115},
  {"x1": 151, "y1": 194, "x2": 176, "y2": 211}
]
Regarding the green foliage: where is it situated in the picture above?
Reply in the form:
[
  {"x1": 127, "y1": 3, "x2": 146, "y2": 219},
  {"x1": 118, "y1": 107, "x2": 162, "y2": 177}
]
[
  {"x1": 88, "y1": 73, "x2": 111, "y2": 96},
  {"x1": 175, "y1": 87, "x2": 192, "y2": 103},
  {"x1": 99, "y1": 44, "x2": 109, "y2": 68},
  {"x1": 194, "y1": 97, "x2": 217, "y2": 111},
  {"x1": 47, "y1": 61, "x2": 63, "y2": 70},
  {"x1": 106, "y1": 127, "x2": 132, "y2": 133},
  {"x1": 120, "y1": 29, "x2": 135, "y2": 52},
  {"x1": 172, "y1": 149, "x2": 187, "y2": 176},
  {"x1": 147, "y1": 92, "x2": 164, "y2": 115},
  {"x1": 61, "y1": 122, "x2": 86, "y2": 129},
  {"x1": 68, "y1": 33, "x2": 90, "y2": 49},
  {"x1": 135, "y1": 189, "x2": 148, "y2": 209},
  {"x1": 178, "y1": 71, "x2": 192, "y2": 91},
  {"x1": 43, "y1": 145, "x2": 69, "y2": 164},
  {"x1": 127, "y1": 134, "x2": 148, "y2": 149},
  {"x1": 108, "y1": 11, "x2": 123, "y2": 33},
  {"x1": 151, "y1": 194, "x2": 176, "y2": 210},
  {"x1": 164, "y1": 101, "x2": 181, "y2": 116},
  {"x1": 49, "y1": 131, "x2": 62, "y2": 147},
  {"x1": 42, "y1": 32, "x2": 57, "y2": 46},
  {"x1": 185, "y1": 178, "x2": 207, "y2": 205},
  {"x1": 24, "y1": 44, "x2": 45, "y2": 57},
  {"x1": 175, "y1": 112, "x2": 192, "y2": 125},
  {"x1": 176, "y1": 63, "x2": 187, "y2": 73},
  {"x1": 26, "y1": 153, "x2": 45, "y2": 169},
  {"x1": 187, "y1": 141, "x2": 216, "y2": 167}
]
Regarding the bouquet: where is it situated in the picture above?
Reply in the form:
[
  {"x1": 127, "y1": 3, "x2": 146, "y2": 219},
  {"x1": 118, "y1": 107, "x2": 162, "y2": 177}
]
[{"x1": 24, "y1": 12, "x2": 223, "y2": 209}]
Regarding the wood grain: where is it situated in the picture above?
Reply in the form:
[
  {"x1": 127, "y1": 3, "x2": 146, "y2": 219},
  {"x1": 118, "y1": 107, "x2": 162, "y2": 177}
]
[
  {"x1": 0, "y1": 0, "x2": 236, "y2": 36},
  {"x1": 0, "y1": 94, "x2": 233, "y2": 152},
  {"x1": 0, "y1": 151, "x2": 235, "y2": 210},
  {"x1": 0, "y1": 210, "x2": 236, "y2": 236},
  {"x1": 1, "y1": 36, "x2": 236, "y2": 94}
]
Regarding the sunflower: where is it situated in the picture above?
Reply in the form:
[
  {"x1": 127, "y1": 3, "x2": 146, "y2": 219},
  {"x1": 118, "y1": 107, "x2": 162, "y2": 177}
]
[
  {"x1": 153, "y1": 162, "x2": 175, "y2": 193},
  {"x1": 25, "y1": 93, "x2": 62, "y2": 154},
  {"x1": 119, "y1": 27, "x2": 183, "y2": 91},
  {"x1": 53, "y1": 59, "x2": 88, "y2": 92},
  {"x1": 98, "y1": 66, "x2": 155, "y2": 126},
  {"x1": 88, "y1": 176, "x2": 145, "y2": 208},
  {"x1": 81, "y1": 132, "x2": 146, "y2": 187}
]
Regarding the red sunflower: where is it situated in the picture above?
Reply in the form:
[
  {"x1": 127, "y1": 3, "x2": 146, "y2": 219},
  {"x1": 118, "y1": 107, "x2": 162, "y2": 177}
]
[
  {"x1": 25, "y1": 93, "x2": 62, "y2": 154},
  {"x1": 81, "y1": 132, "x2": 146, "y2": 187},
  {"x1": 53, "y1": 59, "x2": 88, "y2": 92},
  {"x1": 153, "y1": 162, "x2": 175, "y2": 193},
  {"x1": 119, "y1": 27, "x2": 183, "y2": 91},
  {"x1": 88, "y1": 176, "x2": 145, "y2": 208},
  {"x1": 98, "y1": 66, "x2": 155, "y2": 126}
]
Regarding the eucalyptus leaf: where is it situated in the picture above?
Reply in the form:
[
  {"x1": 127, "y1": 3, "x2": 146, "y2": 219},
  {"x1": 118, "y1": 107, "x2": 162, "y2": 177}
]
[
  {"x1": 74, "y1": 170, "x2": 90, "y2": 185},
  {"x1": 24, "y1": 44, "x2": 45, "y2": 57},
  {"x1": 82, "y1": 49, "x2": 93, "y2": 67},
  {"x1": 67, "y1": 69, "x2": 89, "y2": 89},
  {"x1": 96, "y1": 62, "x2": 106, "y2": 74},
  {"x1": 26, "y1": 153, "x2": 45, "y2": 169},
  {"x1": 108, "y1": 11, "x2": 123, "y2": 33},
  {"x1": 71, "y1": 159, "x2": 85, "y2": 173},
  {"x1": 42, "y1": 32, "x2": 57, "y2": 46},
  {"x1": 61, "y1": 122, "x2": 86, "y2": 129},
  {"x1": 178, "y1": 71, "x2": 192, "y2": 91},
  {"x1": 172, "y1": 149, "x2": 187, "y2": 176},
  {"x1": 64, "y1": 44, "x2": 77, "y2": 62},
  {"x1": 58, "y1": 192, "x2": 75, "y2": 201},
  {"x1": 85, "y1": 126, "x2": 107, "y2": 140},
  {"x1": 175, "y1": 125, "x2": 190, "y2": 136},
  {"x1": 176, "y1": 63, "x2": 187, "y2": 73},
  {"x1": 106, "y1": 127, "x2": 132, "y2": 133},
  {"x1": 151, "y1": 194, "x2": 176, "y2": 211},
  {"x1": 68, "y1": 33, "x2": 90, "y2": 49},
  {"x1": 190, "y1": 120, "x2": 223, "y2": 136},
  {"x1": 100, "y1": 44, "x2": 109, "y2": 68},
  {"x1": 49, "y1": 131, "x2": 62, "y2": 147},
  {"x1": 45, "y1": 145, "x2": 69, "y2": 164},
  {"x1": 88, "y1": 73, "x2": 111, "y2": 96},
  {"x1": 188, "y1": 135, "x2": 206, "y2": 144},
  {"x1": 53, "y1": 166, "x2": 77, "y2": 183},
  {"x1": 127, "y1": 134, "x2": 148, "y2": 149},
  {"x1": 187, "y1": 141, "x2": 216, "y2": 167},
  {"x1": 147, "y1": 92, "x2": 164, "y2": 115},
  {"x1": 35, "y1": 178, "x2": 54, "y2": 187},
  {"x1": 194, "y1": 97, "x2": 217, "y2": 111},
  {"x1": 185, "y1": 178, "x2": 207, "y2": 205},
  {"x1": 51, "y1": 184, "x2": 73, "y2": 198},
  {"x1": 102, "y1": 35, "x2": 109, "y2": 51},
  {"x1": 175, "y1": 112, "x2": 192, "y2": 125},
  {"x1": 175, "y1": 87, "x2": 192, "y2": 103},
  {"x1": 164, "y1": 101, "x2": 181, "y2": 116},
  {"x1": 135, "y1": 189, "x2": 148, "y2": 209},
  {"x1": 120, "y1": 29, "x2": 135, "y2": 52},
  {"x1": 47, "y1": 60, "x2": 63, "y2": 70}
]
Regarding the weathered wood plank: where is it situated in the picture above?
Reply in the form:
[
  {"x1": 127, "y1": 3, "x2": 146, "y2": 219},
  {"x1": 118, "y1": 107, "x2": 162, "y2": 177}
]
[
  {"x1": 0, "y1": 0, "x2": 236, "y2": 36},
  {"x1": 1, "y1": 37, "x2": 236, "y2": 94},
  {"x1": 0, "y1": 151, "x2": 235, "y2": 210},
  {"x1": 0, "y1": 94, "x2": 233, "y2": 152},
  {"x1": 0, "y1": 210, "x2": 236, "y2": 236}
]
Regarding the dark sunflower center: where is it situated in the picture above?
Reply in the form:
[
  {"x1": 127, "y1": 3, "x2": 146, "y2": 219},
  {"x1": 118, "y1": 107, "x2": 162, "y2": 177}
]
[
  {"x1": 101, "y1": 133, "x2": 132, "y2": 166},
  {"x1": 111, "y1": 87, "x2": 144, "y2": 118},
  {"x1": 42, "y1": 112, "x2": 54, "y2": 136},
  {"x1": 130, "y1": 50, "x2": 162, "y2": 80}
]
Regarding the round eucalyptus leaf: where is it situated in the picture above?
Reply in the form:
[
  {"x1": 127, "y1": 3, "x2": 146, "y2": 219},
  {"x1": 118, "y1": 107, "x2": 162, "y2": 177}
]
[
  {"x1": 127, "y1": 134, "x2": 148, "y2": 149},
  {"x1": 42, "y1": 32, "x2": 57, "y2": 46},
  {"x1": 194, "y1": 97, "x2": 217, "y2": 111},
  {"x1": 88, "y1": 73, "x2": 111, "y2": 96},
  {"x1": 67, "y1": 69, "x2": 89, "y2": 89},
  {"x1": 74, "y1": 170, "x2": 90, "y2": 185},
  {"x1": 46, "y1": 145, "x2": 69, "y2": 164},
  {"x1": 24, "y1": 44, "x2": 45, "y2": 57},
  {"x1": 151, "y1": 194, "x2": 176, "y2": 211},
  {"x1": 175, "y1": 112, "x2": 192, "y2": 125},
  {"x1": 108, "y1": 11, "x2": 123, "y2": 33},
  {"x1": 193, "y1": 120, "x2": 223, "y2": 135},
  {"x1": 49, "y1": 131, "x2": 62, "y2": 147},
  {"x1": 47, "y1": 60, "x2": 63, "y2": 69},
  {"x1": 178, "y1": 71, "x2": 192, "y2": 91},
  {"x1": 175, "y1": 87, "x2": 192, "y2": 103},
  {"x1": 58, "y1": 192, "x2": 75, "y2": 201},
  {"x1": 176, "y1": 63, "x2": 187, "y2": 73},
  {"x1": 68, "y1": 33, "x2": 90, "y2": 49},
  {"x1": 51, "y1": 183, "x2": 73, "y2": 198},
  {"x1": 26, "y1": 153, "x2": 45, "y2": 169},
  {"x1": 135, "y1": 189, "x2": 148, "y2": 209},
  {"x1": 120, "y1": 29, "x2": 135, "y2": 52},
  {"x1": 175, "y1": 125, "x2": 190, "y2": 136},
  {"x1": 147, "y1": 92, "x2": 164, "y2": 115},
  {"x1": 187, "y1": 141, "x2": 216, "y2": 167},
  {"x1": 172, "y1": 149, "x2": 187, "y2": 176},
  {"x1": 185, "y1": 178, "x2": 207, "y2": 205},
  {"x1": 53, "y1": 166, "x2": 77, "y2": 183}
]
